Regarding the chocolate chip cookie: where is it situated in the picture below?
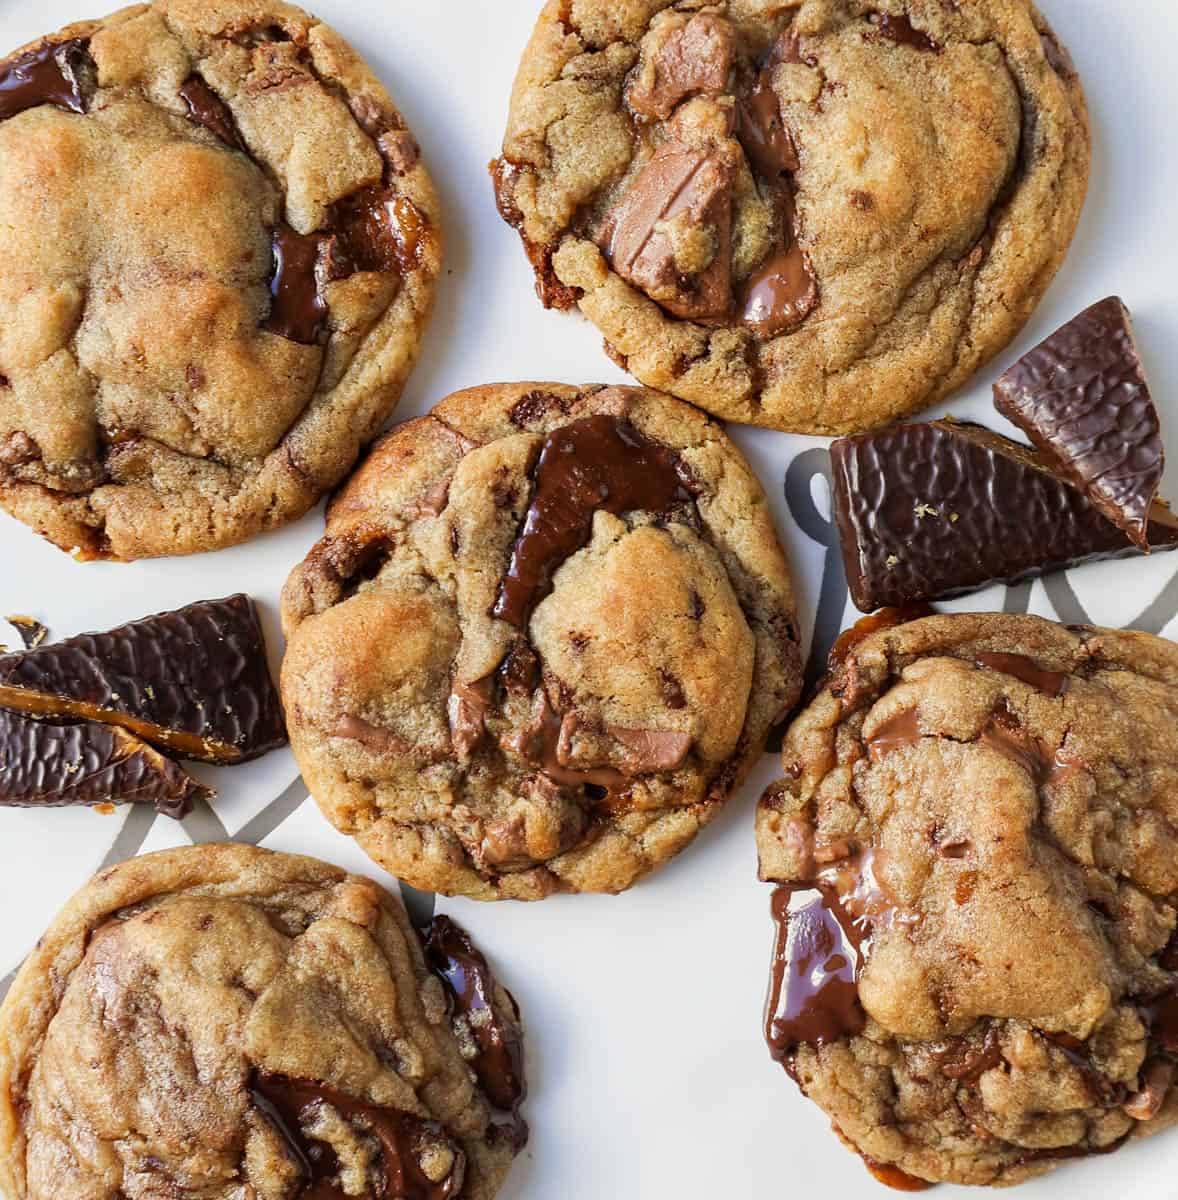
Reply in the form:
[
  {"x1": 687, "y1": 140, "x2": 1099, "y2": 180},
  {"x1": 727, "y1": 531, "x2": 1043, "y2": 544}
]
[
  {"x1": 757, "y1": 612, "x2": 1178, "y2": 1187},
  {"x1": 281, "y1": 382, "x2": 802, "y2": 900},
  {"x1": 0, "y1": 0, "x2": 441, "y2": 559},
  {"x1": 494, "y1": 0, "x2": 1089, "y2": 434},
  {"x1": 0, "y1": 845, "x2": 526, "y2": 1200}
]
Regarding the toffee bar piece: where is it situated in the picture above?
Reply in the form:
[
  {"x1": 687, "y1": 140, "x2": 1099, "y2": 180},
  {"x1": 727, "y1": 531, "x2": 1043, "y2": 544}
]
[
  {"x1": 0, "y1": 595, "x2": 286, "y2": 763},
  {"x1": 994, "y1": 297, "x2": 1163, "y2": 549},
  {"x1": 832, "y1": 420, "x2": 1178, "y2": 612},
  {"x1": 0, "y1": 707, "x2": 208, "y2": 818},
  {"x1": 251, "y1": 1073, "x2": 465, "y2": 1200}
]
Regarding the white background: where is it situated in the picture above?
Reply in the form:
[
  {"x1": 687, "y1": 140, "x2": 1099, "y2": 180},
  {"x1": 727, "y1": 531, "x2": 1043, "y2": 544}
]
[{"x1": 3, "y1": 1, "x2": 1178, "y2": 1196}]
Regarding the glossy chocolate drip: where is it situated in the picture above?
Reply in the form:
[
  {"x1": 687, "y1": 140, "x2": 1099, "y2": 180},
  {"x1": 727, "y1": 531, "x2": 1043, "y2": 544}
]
[
  {"x1": 765, "y1": 885, "x2": 868, "y2": 1071},
  {"x1": 251, "y1": 1073, "x2": 465, "y2": 1200},
  {"x1": 493, "y1": 415, "x2": 693, "y2": 629},
  {"x1": 264, "y1": 226, "x2": 327, "y2": 345},
  {"x1": 423, "y1": 916, "x2": 528, "y2": 1149},
  {"x1": 978, "y1": 703, "x2": 1048, "y2": 779},
  {"x1": 179, "y1": 75, "x2": 245, "y2": 150},
  {"x1": 868, "y1": 13, "x2": 941, "y2": 52},
  {"x1": 829, "y1": 604, "x2": 935, "y2": 667},
  {"x1": 737, "y1": 75, "x2": 798, "y2": 179},
  {"x1": 0, "y1": 39, "x2": 92, "y2": 122},
  {"x1": 974, "y1": 652, "x2": 1069, "y2": 698}
]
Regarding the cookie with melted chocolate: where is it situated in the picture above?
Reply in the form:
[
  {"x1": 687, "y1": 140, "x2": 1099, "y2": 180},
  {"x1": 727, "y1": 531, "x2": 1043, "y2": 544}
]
[
  {"x1": 0, "y1": 0, "x2": 441, "y2": 560},
  {"x1": 493, "y1": 0, "x2": 1089, "y2": 434},
  {"x1": 758, "y1": 611, "x2": 1178, "y2": 1186},
  {"x1": 281, "y1": 382, "x2": 802, "y2": 899},
  {"x1": 0, "y1": 845, "x2": 526, "y2": 1200}
]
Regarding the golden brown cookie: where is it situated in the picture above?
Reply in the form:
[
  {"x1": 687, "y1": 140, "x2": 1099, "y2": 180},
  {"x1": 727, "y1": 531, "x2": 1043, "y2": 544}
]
[
  {"x1": 0, "y1": 0, "x2": 441, "y2": 559},
  {"x1": 757, "y1": 612, "x2": 1178, "y2": 1187},
  {"x1": 494, "y1": 0, "x2": 1089, "y2": 434},
  {"x1": 0, "y1": 845, "x2": 526, "y2": 1200},
  {"x1": 281, "y1": 382, "x2": 803, "y2": 900}
]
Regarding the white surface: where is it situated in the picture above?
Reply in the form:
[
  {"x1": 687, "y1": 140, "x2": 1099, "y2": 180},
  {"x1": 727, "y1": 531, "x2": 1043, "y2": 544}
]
[{"x1": 2, "y1": 1, "x2": 1178, "y2": 1196}]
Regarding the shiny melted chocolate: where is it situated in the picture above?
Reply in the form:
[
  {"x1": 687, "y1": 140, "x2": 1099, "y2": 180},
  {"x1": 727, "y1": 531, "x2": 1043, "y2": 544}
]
[
  {"x1": 250, "y1": 1073, "x2": 465, "y2": 1200},
  {"x1": 179, "y1": 74, "x2": 245, "y2": 150},
  {"x1": 765, "y1": 885, "x2": 868, "y2": 1072},
  {"x1": 735, "y1": 32, "x2": 819, "y2": 337},
  {"x1": 423, "y1": 915, "x2": 528, "y2": 1149},
  {"x1": 264, "y1": 227, "x2": 328, "y2": 345},
  {"x1": 493, "y1": 415, "x2": 694, "y2": 628},
  {"x1": 0, "y1": 38, "x2": 92, "y2": 122},
  {"x1": 974, "y1": 652, "x2": 1069, "y2": 698},
  {"x1": 868, "y1": 13, "x2": 941, "y2": 52}
]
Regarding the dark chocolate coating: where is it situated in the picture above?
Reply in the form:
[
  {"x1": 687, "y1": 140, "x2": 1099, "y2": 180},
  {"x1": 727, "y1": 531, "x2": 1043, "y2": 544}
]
[
  {"x1": 0, "y1": 39, "x2": 92, "y2": 122},
  {"x1": 423, "y1": 916, "x2": 528, "y2": 1149},
  {"x1": 494, "y1": 415, "x2": 694, "y2": 628},
  {"x1": 993, "y1": 297, "x2": 1163, "y2": 550},
  {"x1": 0, "y1": 707, "x2": 207, "y2": 818},
  {"x1": 0, "y1": 595, "x2": 287, "y2": 763},
  {"x1": 831, "y1": 421, "x2": 1178, "y2": 612},
  {"x1": 251, "y1": 1073, "x2": 465, "y2": 1200}
]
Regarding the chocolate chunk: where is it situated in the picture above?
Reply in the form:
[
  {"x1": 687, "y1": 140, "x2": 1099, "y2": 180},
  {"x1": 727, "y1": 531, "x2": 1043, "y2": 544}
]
[
  {"x1": 447, "y1": 677, "x2": 493, "y2": 759},
  {"x1": 263, "y1": 225, "x2": 327, "y2": 345},
  {"x1": 737, "y1": 74, "x2": 798, "y2": 178},
  {"x1": 504, "y1": 692, "x2": 632, "y2": 805},
  {"x1": 5, "y1": 615, "x2": 48, "y2": 650},
  {"x1": 606, "y1": 726, "x2": 692, "y2": 773},
  {"x1": 866, "y1": 708, "x2": 924, "y2": 762},
  {"x1": 765, "y1": 885, "x2": 867, "y2": 1073},
  {"x1": 331, "y1": 186, "x2": 426, "y2": 275},
  {"x1": 597, "y1": 142, "x2": 734, "y2": 321},
  {"x1": 251, "y1": 1073, "x2": 465, "y2": 1200},
  {"x1": 831, "y1": 420, "x2": 1178, "y2": 612},
  {"x1": 868, "y1": 13, "x2": 941, "y2": 52},
  {"x1": 0, "y1": 39, "x2": 93, "y2": 123},
  {"x1": 494, "y1": 415, "x2": 694, "y2": 628},
  {"x1": 739, "y1": 235, "x2": 818, "y2": 338},
  {"x1": 0, "y1": 595, "x2": 287, "y2": 764},
  {"x1": 627, "y1": 13, "x2": 734, "y2": 121},
  {"x1": 422, "y1": 915, "x2": 528, "y2": 1148},
  {"x1": 0, "y1": 707, "x2": 208, "y2": 818},
  {"x1": 993, "y1": 298, "x2": 1163, "y2": 550},
  {"x1": 974, "y1": 652, "x2": 1068, "y2": 698},
  {"x1": 178, "y1": 74, "x2": 245, "y2": 150}
]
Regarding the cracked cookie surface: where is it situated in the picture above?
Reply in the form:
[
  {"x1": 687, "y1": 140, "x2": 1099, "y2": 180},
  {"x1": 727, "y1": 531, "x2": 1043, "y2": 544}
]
[
  {"x1": 0, "y1": 0, "x2": 441, "y2": 559},
  {"x1": 756, "y1": 612, "x2": 1178, "y2": 1186},
  {"x1": 494, "y1": 0, "x2": 1089, "y2": 434},
  {"x1": 281, "y1": 382, "x2": 802, "y2": 900},
  {"x1": 0, "y1": 844, "x2": 525, "y2": 1200}
]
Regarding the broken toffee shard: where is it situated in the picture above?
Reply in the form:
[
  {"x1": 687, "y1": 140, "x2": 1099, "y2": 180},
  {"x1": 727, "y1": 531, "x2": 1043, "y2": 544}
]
[
  {"x1": 831, "y1": 421, "x2": 1178, "y2": 612},
  {"x1": 0, "y1": 707, "x2": 208, "y2": 818},
  {"x1": 994, "y1": 297, "x2": 1163, "y2": 550},
  {"x1": 0, "y1": 595, "x2": 286, "y2": 763}
]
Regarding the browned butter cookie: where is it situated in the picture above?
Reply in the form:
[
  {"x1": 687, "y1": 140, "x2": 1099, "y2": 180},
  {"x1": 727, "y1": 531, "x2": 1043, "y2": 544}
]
[
  {"x1": 494, "y1": 0, "x2": 1089, "y2": 434},
  {"x1": 757, "y1": 612, "x2": 1178, "y2": 1187},
  {"x1": 0, "y1": 0, "x2": 440, "y2": 559},
  {"x1": 281, "y1": 382, "x2": 802, "y2": 900},
  {"x1": 0, "y1": 845, "x2": 526, "y2": 1200}
]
